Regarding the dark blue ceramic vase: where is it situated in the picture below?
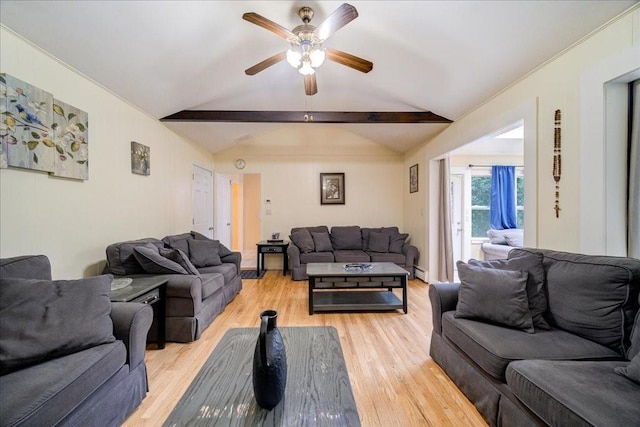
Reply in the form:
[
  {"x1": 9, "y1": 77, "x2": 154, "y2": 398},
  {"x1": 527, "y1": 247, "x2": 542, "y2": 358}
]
[{"x1": 252, "y1": 310, "x2": 287, "y2": 410}]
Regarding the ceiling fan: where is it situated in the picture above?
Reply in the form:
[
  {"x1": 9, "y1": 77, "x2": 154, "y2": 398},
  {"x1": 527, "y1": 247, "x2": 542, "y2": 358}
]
[{"x1": 243, "y1": 3, "x2": 373, "y2": 96}]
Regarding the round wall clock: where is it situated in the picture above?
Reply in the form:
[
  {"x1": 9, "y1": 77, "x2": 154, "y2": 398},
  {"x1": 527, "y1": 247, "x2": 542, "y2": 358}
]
[{"x1": 235, "y1": 159, "x2": 246, "y2": 170}]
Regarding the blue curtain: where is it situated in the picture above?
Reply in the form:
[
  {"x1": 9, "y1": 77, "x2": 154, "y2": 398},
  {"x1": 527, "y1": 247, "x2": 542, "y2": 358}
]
[{"x1": 490, "y1": 166, "x2": 517, "y2": 230}]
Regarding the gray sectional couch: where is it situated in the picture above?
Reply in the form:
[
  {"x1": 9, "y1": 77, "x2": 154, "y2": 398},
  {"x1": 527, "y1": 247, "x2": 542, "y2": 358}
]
[
  {"x1": 104, "y1": 231, "x2": 242, "y2": 343},
  {"x1": 429, "y1": 248, "x2": 640, "y2": 426},
  {"x1": 0, "y1": 255, "x2": 153, "y2": 427},
  {"x1": 287, "y1": 225, "x2": 419, "y2": 280}
]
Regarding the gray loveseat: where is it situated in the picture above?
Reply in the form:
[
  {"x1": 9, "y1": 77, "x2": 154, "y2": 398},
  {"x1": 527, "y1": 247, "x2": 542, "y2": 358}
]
[
  {"x1": 287, "y1": 225, "x2": 419, "y2": 281},
  {"x1": 429, "y1": 248, "x2": 640, "y2": 426},
  {"x1": 0, "y1": 255, "x2": 153, "y2": 427},
  {"x1": 104, "y1": 231, "x2": 242, "y2": 343}
]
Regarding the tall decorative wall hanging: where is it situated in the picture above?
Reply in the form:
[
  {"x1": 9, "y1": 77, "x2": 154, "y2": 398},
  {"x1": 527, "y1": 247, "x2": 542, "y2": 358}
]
[
  {"x1": 0, "y1": 73, "x2": 89, "y2": 180},
  {"x1": 553, "y1": 109, "x2": 562, "y2": 218}
]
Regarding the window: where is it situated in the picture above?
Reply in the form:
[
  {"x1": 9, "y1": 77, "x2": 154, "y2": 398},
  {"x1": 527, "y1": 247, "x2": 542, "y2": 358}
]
[
  {"x1": 471, "y1": 175, "x2": 491, "y2": 237},
  {"x1": 471, "y1": 171, "x2": 525, "y2": 238},
  {"x1": 516, "y1": 176, "x2": 525, "y2": 228}
]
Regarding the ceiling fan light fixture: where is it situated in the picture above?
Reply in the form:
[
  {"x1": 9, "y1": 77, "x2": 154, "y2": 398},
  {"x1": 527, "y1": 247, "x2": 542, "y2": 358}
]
[
  {"x1": 286, "y1": 48, "x2": 302, "y2": 67},
  {"x1": 309, "y1": 47, "x2": 325, "y2": 68},
  {"x1": 298, "y1": 60, "x2": 315, "y2": 75}
]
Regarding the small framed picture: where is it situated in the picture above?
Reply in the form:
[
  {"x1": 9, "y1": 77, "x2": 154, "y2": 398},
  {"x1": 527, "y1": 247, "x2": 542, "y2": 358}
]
[
  {"x1": 410, "y1": 164, "x2": 418, "y2": 193},
  {"x1": 320, "y1": 173, "x2": 345, "y2": 205},
  {"x1": 131, "y1": 141, "x2": 150, "y2": 176}
]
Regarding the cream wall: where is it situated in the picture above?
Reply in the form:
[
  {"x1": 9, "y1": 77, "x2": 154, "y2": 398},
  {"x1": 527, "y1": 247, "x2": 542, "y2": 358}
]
[
  {"x1": 215, "y1": 125, "x2": 404, "y2": 249},
  {"x1": 0, "y1": 28, "x2": 214, "y2": 278},
  {"x1": 406, "y1": 6, "x2": 640, "y2": 282}
]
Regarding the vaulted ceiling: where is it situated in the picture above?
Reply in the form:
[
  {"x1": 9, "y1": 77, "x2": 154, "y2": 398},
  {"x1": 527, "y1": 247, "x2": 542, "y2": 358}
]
[{"x1": 1, "y1": 1, "x2": 636, "y2": 153}]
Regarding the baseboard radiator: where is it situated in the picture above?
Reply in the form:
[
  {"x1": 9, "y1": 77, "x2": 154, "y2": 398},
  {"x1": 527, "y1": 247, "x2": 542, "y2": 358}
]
[{"x1": 414, "y1": 266, "x2": 427, "y2": 283}]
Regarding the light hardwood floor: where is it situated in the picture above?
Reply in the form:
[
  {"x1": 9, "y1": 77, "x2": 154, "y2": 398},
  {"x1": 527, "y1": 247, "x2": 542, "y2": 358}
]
[{"x1": 124, "y1": 271, "x2": 487, "y2": 426}]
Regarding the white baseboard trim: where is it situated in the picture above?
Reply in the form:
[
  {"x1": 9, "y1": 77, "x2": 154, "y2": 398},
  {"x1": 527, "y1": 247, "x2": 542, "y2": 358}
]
[{"x1": 414, "y1": 266, "x2": 427, "y2": 283}]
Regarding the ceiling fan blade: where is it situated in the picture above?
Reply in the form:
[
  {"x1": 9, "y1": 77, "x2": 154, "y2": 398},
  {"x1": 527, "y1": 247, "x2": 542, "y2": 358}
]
[
  {"x1": 326, "y1": 48, "x2": 373, "y2": 73},
  {"x1": 245, "y1": 52, "x2": 287, "y2": 75},
  {"x1": 243, "y1": 12, "x2": 299, "y2": 41},
  {"x1": 304, "y1": 74, "x2": 318, "y2": 96},
  {"x1": 314, "y1": 3, "x2": 359, "y2": 41}
]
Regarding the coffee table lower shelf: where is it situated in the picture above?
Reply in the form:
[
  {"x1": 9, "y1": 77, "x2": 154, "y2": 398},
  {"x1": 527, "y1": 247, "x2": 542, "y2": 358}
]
[{"x1": 312, "y1": 290, "x2": 403, "y2": 313}]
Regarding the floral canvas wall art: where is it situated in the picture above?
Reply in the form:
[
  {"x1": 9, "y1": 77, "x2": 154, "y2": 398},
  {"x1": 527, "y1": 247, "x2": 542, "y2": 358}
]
[
  {"x1": 1, "y1": 73, "x2": 55, "y2": 172},
  {"x1": 131, "y1": 141, "x2": 150, "y2": 175},
  {"x1": 51, "y1": 99, "x2": 88, "y2": 180},
  {"x1": 0, "y1": 73, "x2": 89, "y2": 179}
]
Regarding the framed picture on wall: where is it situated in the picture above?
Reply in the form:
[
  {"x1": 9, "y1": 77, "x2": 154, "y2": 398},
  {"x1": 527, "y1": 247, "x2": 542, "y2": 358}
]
[
  {"x1": 320, "y1": 173, "x2": 345, "y2": 205},
  {"x1": 410, "y1": 164, "x2": 418, "y2": 193},
  {"x1": 131, "y1": 141, "x2": 150, "y2": 176}
]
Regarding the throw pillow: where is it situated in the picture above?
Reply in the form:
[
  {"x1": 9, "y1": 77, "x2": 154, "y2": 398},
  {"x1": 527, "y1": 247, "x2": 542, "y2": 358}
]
[
  {"x1": 311, "y1": 232, "x2": 333, "y2": 252},
  {"x1": 388, "y1": 232, "x2": 409, "y2": 254},
  {"x1": 133, "y1": 244, "x2": 189, "y2": 275},
  {"x1": 368, "y1": 231, "x2": 390, "y2": 252},
  {"x1": 162, "y1": 233, "x2": 192, "y2": 256},
  {"x1": 188, "y1": 238, "x2": 222, "y2": 267},
  {"x1": 614, "y1": 353, "x2": 640, "y2": 385},
  {"x1": 290, "y1": 228, "x2": 315, "y2": 253},
  {"x1": 105, "y1": 238, "x2": 163, "y2": 275},
  {"x1": 504, "y1": 232, "x2": 524, "y2": 247},
  {"x1": 455, "y1": 262, "x2": 535, "y2": 333},
  {"x1": 159, "y1": 247, "x2": 199, "y2": 275},
  {"x1": 468, "y1": 253, "x2": 550, "y2": 330},
  {"x1": 191, "y1": 231, "x2": 233, "y2": 257},
  {"x1": 487, "y1": 229, "x2": 508, "y2": 245},
  {"x1": 0, "y1": 275, "x2": 115, "y2": 376}
]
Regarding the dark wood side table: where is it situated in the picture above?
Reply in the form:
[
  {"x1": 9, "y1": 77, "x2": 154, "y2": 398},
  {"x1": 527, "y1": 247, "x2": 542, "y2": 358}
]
[
  {"x1": 256, "y1": 240, "x2": 289, "y2": 276},
  {"x1": 110, "y1": 276, "x2": 168, "y2": 349}
]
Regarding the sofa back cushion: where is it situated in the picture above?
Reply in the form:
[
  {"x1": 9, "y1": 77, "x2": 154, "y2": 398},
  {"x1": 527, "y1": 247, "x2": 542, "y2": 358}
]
[
  {"x1": 510, "y1": 248, "x2": 640, "y2": 355},
  {"x1": 0, "y1": 275, "x2": 115, "y2": 375},
  {"x1": 368, "y1": 231, "x2": 390, "y2": 253},
  {"x1": 330, "y1": 226, "x2": 362, "y2": 250},
  {"x1": 105, "y1": 238, "x2": 164, "y2": 275},
  {"x1": 0, "y1": 255, "x2": 52, "y2": 280}
]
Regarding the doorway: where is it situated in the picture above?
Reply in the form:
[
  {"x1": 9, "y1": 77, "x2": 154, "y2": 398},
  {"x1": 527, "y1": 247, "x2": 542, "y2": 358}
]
[
  {"x1": 450, "y1": 172, "x2": 465, "y2": 278},
  {"x1": 214, "y1": 173, "x2": 262, "y2": 269},
  {"x1": 192, "y1": 165, "x2": 213, "y2": 238},
  {"x1": 448, "y1": 122, "x2": 524, "y2": 262}
]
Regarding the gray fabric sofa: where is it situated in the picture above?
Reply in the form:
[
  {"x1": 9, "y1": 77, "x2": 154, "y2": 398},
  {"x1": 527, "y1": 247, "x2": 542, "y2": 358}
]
[
  {"x1": 287, "y1": 225, "x2": 419, "y2": 280},
  {"x1": 0, "y1": 255, "x2": 153, "y2": 427},
  {"x1": 104, "y1": 231, "x2": 242, "y2": 343},
  {"x1": 429, "y1": 248, "x2": 640, "y2": 426}
]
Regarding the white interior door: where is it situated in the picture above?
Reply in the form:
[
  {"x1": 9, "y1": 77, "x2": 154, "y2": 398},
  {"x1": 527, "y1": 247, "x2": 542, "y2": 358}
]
[
  {"x1": 192, "y1": 165, "x2": 213, "y2": 238},
  {"x1": 215, "y1": 173, "x2": 232, "y2": 247},
  {"x1": 451, "y1": 173, "x2": 464, "y2": 266}
]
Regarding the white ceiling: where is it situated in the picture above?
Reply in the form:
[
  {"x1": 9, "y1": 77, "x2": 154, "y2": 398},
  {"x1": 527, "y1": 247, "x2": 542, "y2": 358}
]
[{"x1": 1, "y1": 1, "x2": 636, "y2": 154}]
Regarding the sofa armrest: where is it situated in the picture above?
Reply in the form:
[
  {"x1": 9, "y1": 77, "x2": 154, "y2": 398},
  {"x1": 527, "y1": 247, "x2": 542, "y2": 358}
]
[
  {"x1": 287, "y1": 244, "x2": 301, "y2": 268},
  {"x1": 110, "y1": 302, "x2": 153, "y2": 370},
  {"x1": 428, "y1": 282, "x2": 460, "y2": 335},
  {"x1": 402, "y1": 244, "x2": 419, "y2": 266},
  {"x1": 163, "y1": 274, "x2": 203, "y2": 316},
  {"x1": 221, "y1": 252, "x2": 241, "y2": 274}
]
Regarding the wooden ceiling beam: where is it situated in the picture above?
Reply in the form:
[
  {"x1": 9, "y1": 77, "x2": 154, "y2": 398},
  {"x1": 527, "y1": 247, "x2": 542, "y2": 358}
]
[{"x1": 160, "y1": 110, "x2": 452, "y2": 124}]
